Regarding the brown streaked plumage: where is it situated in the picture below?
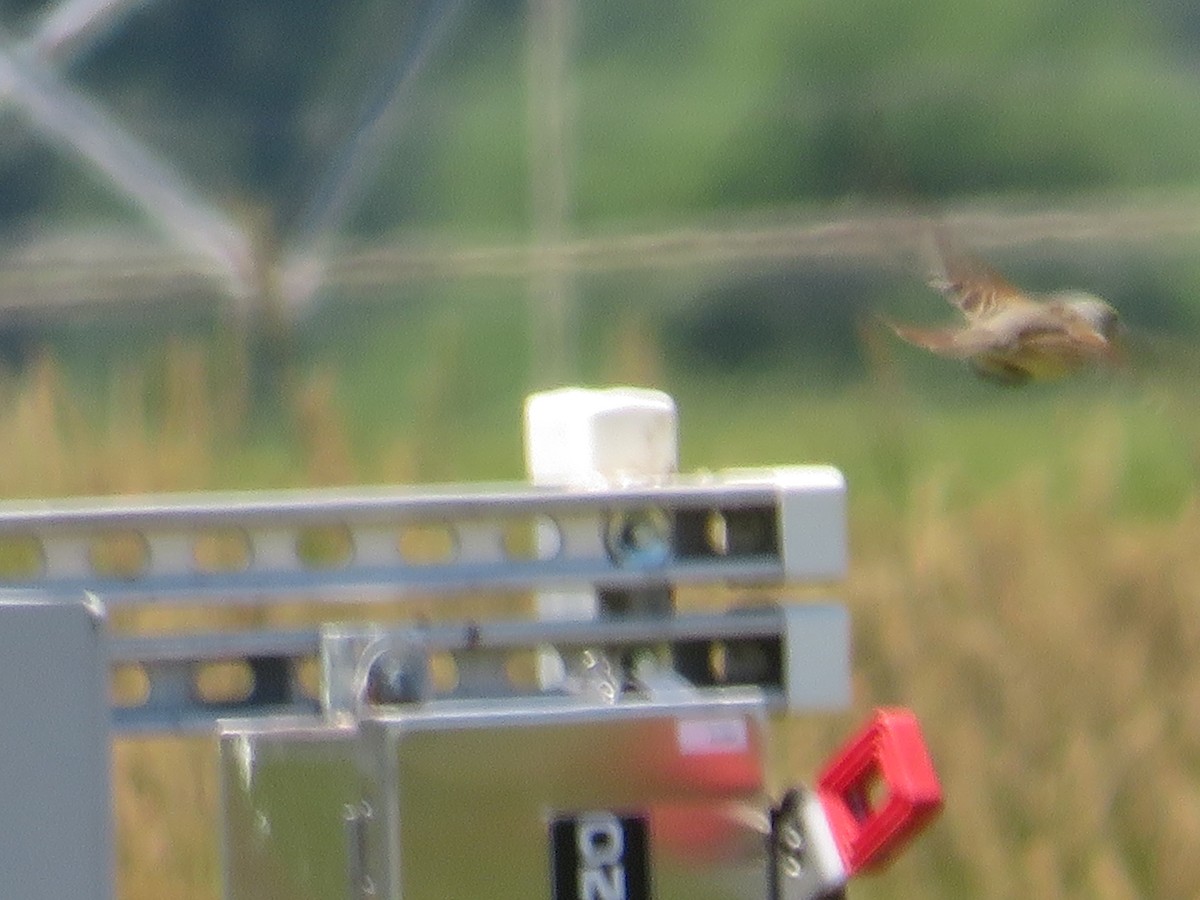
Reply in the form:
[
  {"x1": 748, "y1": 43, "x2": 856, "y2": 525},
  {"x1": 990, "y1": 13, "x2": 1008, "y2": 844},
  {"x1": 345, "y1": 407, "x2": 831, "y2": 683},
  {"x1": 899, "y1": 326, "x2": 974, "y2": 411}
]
[{"x1": 886, "y1": 226, "x2": 1125, "y2": 386}]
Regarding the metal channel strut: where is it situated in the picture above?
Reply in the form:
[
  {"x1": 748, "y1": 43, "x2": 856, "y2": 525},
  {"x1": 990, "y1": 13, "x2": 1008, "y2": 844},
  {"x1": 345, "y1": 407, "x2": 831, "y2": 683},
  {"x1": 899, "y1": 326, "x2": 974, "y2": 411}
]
[
  {"x1": 110, "y1": 603, "x2": 850, "y2": 732},
  {"x1": 0, "y1": 466, "x2": 845, "y2": 603},
  {"x1": 1, "y1": 467, "x2": 846, "y2": 733}
]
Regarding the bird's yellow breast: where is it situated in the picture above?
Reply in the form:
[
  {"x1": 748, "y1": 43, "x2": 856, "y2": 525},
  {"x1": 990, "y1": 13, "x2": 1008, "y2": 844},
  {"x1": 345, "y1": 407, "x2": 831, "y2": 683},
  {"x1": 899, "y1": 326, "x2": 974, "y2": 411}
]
[{"x1": 980, "y1": 338, "x2": 1092, "y2": 381}]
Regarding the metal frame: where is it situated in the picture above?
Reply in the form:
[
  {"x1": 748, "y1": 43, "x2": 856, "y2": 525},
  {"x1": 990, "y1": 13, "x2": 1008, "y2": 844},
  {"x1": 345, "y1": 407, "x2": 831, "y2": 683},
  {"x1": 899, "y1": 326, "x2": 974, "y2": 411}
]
[
  {"x1": 0, "y1": 465, "x2": 849, "y2": 732},
  {"x1": 0, "y1": 456, "x2": 859, "y2": 898},
  {"x1": 110, "y1": 602, "x2": 849, "y2": 732},
  {"x1": 0, "y1": 465, "x2": 844, "y2": 601}
]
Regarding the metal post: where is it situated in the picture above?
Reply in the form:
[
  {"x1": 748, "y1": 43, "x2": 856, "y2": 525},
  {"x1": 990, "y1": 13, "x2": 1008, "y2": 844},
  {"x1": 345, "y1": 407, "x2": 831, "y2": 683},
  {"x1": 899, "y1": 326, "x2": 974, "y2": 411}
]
[{"x1": 0, "y1": 592, "x2": 112, "y2": 900}]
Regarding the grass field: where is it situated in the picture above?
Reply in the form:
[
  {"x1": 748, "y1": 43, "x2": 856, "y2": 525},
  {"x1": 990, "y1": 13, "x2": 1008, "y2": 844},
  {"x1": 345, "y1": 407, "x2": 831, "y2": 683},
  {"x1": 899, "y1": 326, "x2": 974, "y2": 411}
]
[{"x1": 7, "y1": 318, "x2": 1200, "y2": 898}]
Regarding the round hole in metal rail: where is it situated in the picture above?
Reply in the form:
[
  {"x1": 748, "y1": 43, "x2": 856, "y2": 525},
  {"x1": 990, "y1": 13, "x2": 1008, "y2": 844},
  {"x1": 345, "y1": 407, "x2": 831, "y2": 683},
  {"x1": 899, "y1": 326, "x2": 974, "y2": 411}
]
[
  {"x1": 294, "y1": 656, "x2": 322, "y2": 700},
  {"x1": 504, "y1": 648, "x2": 540, "y2": 691},
  {"x1": 296, "y1": 524, "x2": 354, "y2": 569},
  {"x1": 604, "y1": 507, "x2": 671, "y2": 568},
  {"x1": 192, "y1": 527, "x2": 252, "y2": 572},
  {"x1": 397, "y1": 522, "x2": 457, "y2": 564},
  {"x1": 428, "y1": 651, "x2": 459, "y2": 694},
  {"x1": 90, "y1": 530, "x2": 150, "y2": 578},
  {"x1": 0, "y1": 534, "x2": 43, "y2": 578},
  {"x1": 500, "y1": 515, "x2": 561, "y2": 561},
  {"x1": 110, "y1": 663, "x2": 150, "y2": 707},
  {"x1": 705, "y1": 511, "x2": 730, "y2": 556},
  {"x1": 195, "y1": 661, "x2": 256, "y2": 703},
  {"x1": 707, "y1": 641, "x2": 730, "y2": 683}
]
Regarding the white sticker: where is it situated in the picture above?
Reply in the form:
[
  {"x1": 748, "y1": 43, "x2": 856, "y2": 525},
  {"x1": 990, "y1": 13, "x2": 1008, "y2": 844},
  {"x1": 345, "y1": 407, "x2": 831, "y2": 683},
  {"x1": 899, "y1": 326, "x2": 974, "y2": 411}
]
[{"x1": 676, "y1": 716, "x2": 749, "y2": 755}]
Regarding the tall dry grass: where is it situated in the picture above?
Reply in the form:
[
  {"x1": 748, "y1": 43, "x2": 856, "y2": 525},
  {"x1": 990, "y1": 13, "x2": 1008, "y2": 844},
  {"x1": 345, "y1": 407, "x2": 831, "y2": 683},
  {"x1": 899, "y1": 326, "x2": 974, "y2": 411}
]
[
  {"x1": 0, "y1": 345, "x2": 363, "y2": 899},
  {"x1": 2, "y1": 343, "x2": 1197, "y2": 898},
  {"x1": 845, "y1": 466, "x2": 1200, "y2": 899}
]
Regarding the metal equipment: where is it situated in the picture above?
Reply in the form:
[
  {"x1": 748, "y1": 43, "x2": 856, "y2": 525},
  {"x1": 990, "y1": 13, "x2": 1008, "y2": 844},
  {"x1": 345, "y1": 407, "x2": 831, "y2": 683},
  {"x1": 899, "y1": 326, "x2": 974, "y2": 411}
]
[{"x1": 0, "y1": 387, "x2": 942, "y2": 899}]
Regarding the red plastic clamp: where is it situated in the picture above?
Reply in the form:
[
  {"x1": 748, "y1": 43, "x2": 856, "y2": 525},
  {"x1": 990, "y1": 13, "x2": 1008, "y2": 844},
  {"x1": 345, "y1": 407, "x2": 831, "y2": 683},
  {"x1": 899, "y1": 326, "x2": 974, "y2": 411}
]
[{"x1": 815, "y1": 707, "x2": 943, "y2": 874}]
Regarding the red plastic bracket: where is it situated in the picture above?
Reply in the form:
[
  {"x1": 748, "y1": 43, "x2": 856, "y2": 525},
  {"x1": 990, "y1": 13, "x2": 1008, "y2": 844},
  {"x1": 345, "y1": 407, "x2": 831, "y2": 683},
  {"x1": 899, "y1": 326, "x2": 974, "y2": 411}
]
[{"x1": 815, "y1": 707, "x2": 943, "y2": 874}]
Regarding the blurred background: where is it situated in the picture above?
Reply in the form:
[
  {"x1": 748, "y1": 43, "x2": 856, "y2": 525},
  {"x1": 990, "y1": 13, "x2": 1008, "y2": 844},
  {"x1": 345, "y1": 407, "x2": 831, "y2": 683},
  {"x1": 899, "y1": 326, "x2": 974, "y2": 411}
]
[{"x1": 1, "y1": 0, "x2": 1199, "y2": 896}]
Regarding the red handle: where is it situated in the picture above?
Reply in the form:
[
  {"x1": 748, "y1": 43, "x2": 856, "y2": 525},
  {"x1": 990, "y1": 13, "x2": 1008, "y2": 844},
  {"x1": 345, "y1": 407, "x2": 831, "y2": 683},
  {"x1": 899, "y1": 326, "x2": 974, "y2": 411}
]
[{"x1": 815, "y1": 707, "x2": 943, "y2": 874}]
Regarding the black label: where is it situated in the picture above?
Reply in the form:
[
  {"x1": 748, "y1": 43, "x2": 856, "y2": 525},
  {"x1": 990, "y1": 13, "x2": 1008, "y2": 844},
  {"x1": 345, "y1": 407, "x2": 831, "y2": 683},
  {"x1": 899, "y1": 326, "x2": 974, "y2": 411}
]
[{"x1": 550, "y1": 811, "x2": 651, "y2": 900}]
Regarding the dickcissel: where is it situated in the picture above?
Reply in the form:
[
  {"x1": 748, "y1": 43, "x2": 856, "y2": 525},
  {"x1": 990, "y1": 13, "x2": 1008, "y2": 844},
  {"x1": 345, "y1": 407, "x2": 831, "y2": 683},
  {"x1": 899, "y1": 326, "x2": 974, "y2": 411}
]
[{"x1": 886, "y1": 227, "x2": 1125, "y2": 385}]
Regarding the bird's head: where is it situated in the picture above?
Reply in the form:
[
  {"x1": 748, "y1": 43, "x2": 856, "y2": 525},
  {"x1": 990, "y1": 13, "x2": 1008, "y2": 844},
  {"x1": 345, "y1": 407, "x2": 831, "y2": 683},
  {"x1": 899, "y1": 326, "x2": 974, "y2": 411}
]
[{"x1": 1052, "y1": 291, "x2": 1126, "y2": 361}]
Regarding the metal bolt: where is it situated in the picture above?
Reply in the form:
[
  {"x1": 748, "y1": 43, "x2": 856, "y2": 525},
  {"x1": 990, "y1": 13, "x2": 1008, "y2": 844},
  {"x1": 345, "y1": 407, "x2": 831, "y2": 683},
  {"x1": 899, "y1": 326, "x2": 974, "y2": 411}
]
[
  {"x1": 365, "y1": 649, "x2": 426, "y2": 704},
  {"x1": 604, "y1": 507, "x2": 671, "y2": 568},
  {"x1": 781, "y1": 821, "x2": 805, "y2": 855}
]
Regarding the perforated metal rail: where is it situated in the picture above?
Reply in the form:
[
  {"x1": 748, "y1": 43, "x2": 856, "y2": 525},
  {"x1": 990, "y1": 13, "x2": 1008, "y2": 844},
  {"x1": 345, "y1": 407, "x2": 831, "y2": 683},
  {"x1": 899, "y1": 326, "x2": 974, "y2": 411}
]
[
  {"x1": 1, "y1": 466, "x2": 847, "y2": 733},
  {"x1": 111, "y1": 604, "x2": 851, "y2": 732},
  {"x1": 0, "y1": 467, "x2": 844, "y2": 602}
]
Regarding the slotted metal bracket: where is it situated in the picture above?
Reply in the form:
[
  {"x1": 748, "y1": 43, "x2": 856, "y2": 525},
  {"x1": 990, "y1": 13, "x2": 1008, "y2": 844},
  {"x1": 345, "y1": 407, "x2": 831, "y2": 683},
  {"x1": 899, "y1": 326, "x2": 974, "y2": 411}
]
[
  {"x1": 3, "y1": 467, "x2": 847, "y2": 732},
  {"x1": 110, "y1": 603, "x2": 849, "y2": 733},
  {"x1": 320, "y1": 604, "x2": 850, "y2": 715},
  {"x1": 0, "y1": 466, "x2": 845, "y2": 604}
]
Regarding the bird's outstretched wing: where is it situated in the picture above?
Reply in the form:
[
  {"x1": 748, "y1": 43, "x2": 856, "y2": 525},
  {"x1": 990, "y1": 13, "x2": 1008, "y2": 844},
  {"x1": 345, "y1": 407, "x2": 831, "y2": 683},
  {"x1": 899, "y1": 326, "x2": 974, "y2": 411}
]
[
  {"x1": 884, "y1": 306, "x2": 1065, "y2": 359},
  {"x1": 883, "y1": 319, "x2": 972, "y2": 358},
  {"x1": 883, "y1": 317, "x2": 1042, "y2": 386},
  {"x1": 923, "y1": 224, "x2": 1031, "y2": 321}
]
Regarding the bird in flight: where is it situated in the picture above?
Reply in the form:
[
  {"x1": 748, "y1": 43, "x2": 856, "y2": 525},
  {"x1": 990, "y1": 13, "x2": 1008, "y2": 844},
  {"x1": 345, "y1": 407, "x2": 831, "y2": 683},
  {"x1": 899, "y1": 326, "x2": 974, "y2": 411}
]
[{"x1": 885, "y1": 226, "x2": 1125, "y2": 386}]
